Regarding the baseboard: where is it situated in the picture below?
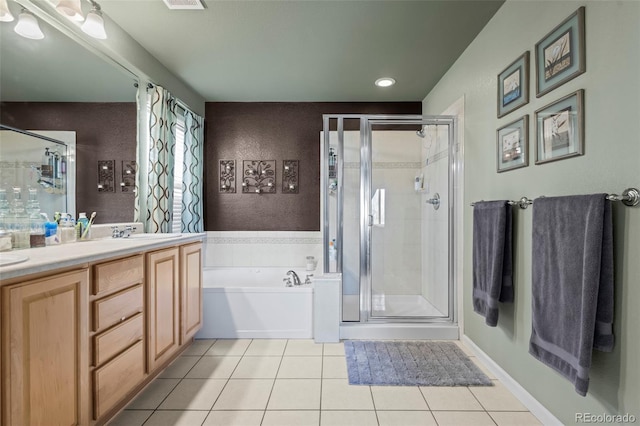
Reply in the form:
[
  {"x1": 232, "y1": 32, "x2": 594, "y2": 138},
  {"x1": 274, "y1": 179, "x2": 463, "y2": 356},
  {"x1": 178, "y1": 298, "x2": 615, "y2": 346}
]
[
  {"x1": 196, "y1": 329, "x2": 312, "y2": 339},
  {"x1": 461, "y1": 335, "x2": 562, "y2": 426}
]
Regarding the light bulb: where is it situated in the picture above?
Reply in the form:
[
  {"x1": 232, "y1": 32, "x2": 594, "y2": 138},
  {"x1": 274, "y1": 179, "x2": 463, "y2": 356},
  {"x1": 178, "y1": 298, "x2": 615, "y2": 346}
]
[
  {"x1": 56, "y1": 0, "x2": 84, "y2": 21},
  {"x1": 0, "y1": 0, "x2": 14, "y2": 22},
  {"x1": 81, "y1": 8, "x2": 107, "y2": 39},
  {"x1": 14, "y1": 10, "x2": 44, "y2": 40}
]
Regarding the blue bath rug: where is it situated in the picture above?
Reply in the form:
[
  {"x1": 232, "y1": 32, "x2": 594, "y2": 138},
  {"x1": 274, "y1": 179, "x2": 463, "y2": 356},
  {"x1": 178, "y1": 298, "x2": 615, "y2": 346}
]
[{"x1": 344, "y1": 340, "x2": 493, "y2": 386}]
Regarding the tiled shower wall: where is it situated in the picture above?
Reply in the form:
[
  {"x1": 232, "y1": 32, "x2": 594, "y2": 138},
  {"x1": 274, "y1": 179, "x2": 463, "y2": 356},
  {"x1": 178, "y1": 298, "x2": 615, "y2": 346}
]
[{"x1": 203, "y1": 231, "x2": 323, "y2": 269}]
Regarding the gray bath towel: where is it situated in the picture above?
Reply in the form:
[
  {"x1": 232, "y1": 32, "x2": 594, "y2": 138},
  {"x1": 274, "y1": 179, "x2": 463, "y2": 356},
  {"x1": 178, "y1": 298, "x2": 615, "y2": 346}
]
[
  {"x1": 529, "y1": 194, "x2": 614, "y2": 397},
  {"x1": 472, "y1": 201, "x2": 514, "y2": 327}
]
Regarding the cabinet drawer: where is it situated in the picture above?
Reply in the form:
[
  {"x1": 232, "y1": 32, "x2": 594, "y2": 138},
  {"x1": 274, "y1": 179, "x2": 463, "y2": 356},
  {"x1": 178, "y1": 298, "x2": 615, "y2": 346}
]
[
  {"x1": 93, "y1": 313, "x2": 143, "y2": 366},
  {"x1": 93, "y1": 340, "x2": 145, "y2": 420},
  {"x1": 93, "y1": 285, "x2": 143, "y2": 332},
  {"x1": 93, "y1": 255, "x2": 144, "y2": 296}
]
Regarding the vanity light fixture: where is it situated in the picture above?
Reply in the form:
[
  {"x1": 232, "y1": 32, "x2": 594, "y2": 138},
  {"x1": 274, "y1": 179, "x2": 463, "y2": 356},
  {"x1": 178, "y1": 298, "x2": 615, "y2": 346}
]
[
  {"x1": 0, "y1": 0, "x2": 14, "y2": 22},
  {"x1": 56, "y1": 0, "x2": 84, "y2": 21},
  {"x1": 374, "y1": 77, "x2": 396, "y2": 88},
  {"x1": 14, "y1": 9, "x2": 44, "y2": 39},
  {"x1": 81, "y1": 1, "x2": 106, "y2": 39}
]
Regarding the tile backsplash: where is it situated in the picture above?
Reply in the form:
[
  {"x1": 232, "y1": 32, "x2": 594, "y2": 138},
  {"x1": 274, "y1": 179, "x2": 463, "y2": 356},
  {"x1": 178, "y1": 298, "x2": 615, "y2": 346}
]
[{"x1": 204, "y1": 231, "x2": 323, "y2": 269}]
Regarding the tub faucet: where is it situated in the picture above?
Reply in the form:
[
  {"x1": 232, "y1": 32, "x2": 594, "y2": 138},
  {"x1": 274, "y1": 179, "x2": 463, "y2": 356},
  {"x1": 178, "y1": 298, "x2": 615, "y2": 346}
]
[{"x1": 286, "y1": 270, "x2": 301, "y2": 286}]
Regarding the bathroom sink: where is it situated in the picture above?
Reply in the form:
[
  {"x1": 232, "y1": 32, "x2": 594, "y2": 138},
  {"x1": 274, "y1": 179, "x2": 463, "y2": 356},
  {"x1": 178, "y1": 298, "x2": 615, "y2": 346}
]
[
  {"x1": 0, "y1": 253, "x2": 29, "y2": 267},
  {"x1": 126, "y1": 233, "x2": 183, "y2": 240}
]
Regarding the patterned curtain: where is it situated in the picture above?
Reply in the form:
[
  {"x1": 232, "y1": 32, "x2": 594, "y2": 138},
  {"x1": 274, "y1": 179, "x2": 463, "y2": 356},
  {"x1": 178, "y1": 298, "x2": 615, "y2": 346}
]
[
  {"x1": 181, "y1": 110, "x2": 205, "y2": 232},
  {"x1": 134, "y1": 85, "x2": 177, "y2": 233}
]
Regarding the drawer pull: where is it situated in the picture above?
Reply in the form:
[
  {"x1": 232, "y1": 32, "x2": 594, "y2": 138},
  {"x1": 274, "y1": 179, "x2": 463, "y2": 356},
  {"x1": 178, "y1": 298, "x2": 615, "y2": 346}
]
[{"x1": 121, "y1": 316, "x2": 126, "y2": 322}]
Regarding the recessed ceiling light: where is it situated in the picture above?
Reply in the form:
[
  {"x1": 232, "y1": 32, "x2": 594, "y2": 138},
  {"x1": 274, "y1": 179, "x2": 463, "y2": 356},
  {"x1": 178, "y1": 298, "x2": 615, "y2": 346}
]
[{"x1": 375, "y1": 77, "x2": 396, "y2": 88}]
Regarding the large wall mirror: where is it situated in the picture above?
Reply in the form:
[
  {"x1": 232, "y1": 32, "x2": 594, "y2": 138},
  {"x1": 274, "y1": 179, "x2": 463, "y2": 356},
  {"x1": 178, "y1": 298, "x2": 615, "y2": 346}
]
[{"x1": 0, "y1": 1, "x2": 138, "y2": 224}]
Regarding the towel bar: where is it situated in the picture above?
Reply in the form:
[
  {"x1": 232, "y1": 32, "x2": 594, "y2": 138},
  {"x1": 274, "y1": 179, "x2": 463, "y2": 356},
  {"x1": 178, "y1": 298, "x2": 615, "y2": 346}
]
[{"x1": 470, "y1": 187, "x2": 639, "y2": 208}]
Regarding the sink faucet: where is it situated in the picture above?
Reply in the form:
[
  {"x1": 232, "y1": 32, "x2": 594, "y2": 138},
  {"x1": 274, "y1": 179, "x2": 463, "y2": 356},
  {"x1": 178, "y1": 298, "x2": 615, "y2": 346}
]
[
  {"x1": 286, "y1": 270, "x2": 301, "y2": 286},
  {"x1": 111, "y1": 225, "x2": 137, "y2": 238}
]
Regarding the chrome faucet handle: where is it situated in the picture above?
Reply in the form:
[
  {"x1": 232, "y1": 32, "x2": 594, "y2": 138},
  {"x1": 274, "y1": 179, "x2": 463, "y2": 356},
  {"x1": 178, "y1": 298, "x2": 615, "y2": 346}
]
[
  {"x1": 111, "y1": 226, "x2": 120, "y2": 238},
  {"x1": 304, "y1": 274, "x2": 313, "y2": 285},
  {"x1": 283, "y1": 277, "x2": 293, "y2": 287}
]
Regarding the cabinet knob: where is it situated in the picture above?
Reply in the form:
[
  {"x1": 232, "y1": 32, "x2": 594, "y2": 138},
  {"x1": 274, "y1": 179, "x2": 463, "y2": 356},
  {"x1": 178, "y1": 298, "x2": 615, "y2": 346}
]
[{"x1": 121, "y1": 316, "x2": 126, "y2": 322}]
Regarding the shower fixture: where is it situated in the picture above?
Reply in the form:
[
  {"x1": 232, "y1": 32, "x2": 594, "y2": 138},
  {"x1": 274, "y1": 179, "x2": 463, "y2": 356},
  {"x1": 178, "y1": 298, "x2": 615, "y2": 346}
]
[{"x1": 416, "y1": 126, "x2": 427, "y2": 138}]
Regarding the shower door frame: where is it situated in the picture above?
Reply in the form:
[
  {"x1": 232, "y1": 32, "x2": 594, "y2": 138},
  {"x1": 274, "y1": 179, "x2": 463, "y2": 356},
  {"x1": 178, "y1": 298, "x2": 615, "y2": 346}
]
[
  {"x1": 322, "y1": 114, "x2": 458, "y2": 325},
  {"x1": 360, "y1": 115, "x2": 457, "y2": 324}
]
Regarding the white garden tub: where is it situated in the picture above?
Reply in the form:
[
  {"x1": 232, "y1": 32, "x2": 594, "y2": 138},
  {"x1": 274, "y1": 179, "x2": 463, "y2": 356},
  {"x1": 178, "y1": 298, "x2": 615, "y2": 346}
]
[{"x1": 195, "y1": 267, "x2": 314, "y2": 339}]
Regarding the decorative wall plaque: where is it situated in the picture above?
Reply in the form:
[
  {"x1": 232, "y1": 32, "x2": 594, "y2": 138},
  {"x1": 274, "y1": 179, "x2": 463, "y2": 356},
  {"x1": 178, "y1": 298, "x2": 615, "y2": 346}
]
[
  {"x1": 97, "y1": 160, "x2": 115, "y2": 192},
  {"x1": 121, "y1": 160, "x2": 136, "y2": 192},
  {"x1": 242, "y1": 160, "x2": 276, "y2": 194},
  {"x1": 219, "y1": 160, "x2": 236, "y2": 193},
  {"x1": 282, "y1": 160, "x2": 299, "y2": 194}
]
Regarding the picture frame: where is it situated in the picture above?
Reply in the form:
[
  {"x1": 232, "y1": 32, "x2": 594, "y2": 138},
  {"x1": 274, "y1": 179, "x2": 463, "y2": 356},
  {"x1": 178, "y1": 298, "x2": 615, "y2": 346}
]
[
  {"x1": 535, "y1": 89, "x2": 584, "y2": 165},
  {"x1": 497, "y1": 115, "x2": 529, "y2": 173},
  {"x1": 497, "y1": 52, "x2": 529, "y2": 118},
  {"x1": 535, "y1": 6, "x2": 585, "y2": 97}
]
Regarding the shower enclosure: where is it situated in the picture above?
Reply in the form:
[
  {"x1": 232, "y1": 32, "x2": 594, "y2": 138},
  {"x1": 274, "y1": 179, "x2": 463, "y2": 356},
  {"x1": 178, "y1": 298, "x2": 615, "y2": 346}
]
[{"x1": 322, "y1": 115, "x2": 458, "y2": 339}]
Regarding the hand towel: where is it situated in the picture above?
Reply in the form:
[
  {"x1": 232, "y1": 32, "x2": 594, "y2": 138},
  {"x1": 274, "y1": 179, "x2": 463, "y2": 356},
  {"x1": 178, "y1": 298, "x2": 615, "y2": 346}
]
[
  {"x1": 529, "y1": 194, "x2": 614, "y2": 397},
  {"x1": 472, "y1": 200, "x2": 514, "y2": 327}
]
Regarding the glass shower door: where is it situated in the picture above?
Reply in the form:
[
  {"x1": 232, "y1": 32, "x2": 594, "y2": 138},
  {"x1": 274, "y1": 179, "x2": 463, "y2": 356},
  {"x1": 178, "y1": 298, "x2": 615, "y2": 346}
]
[{"x1": 364, "y1": 121, "x2": 452, "y2": 320}]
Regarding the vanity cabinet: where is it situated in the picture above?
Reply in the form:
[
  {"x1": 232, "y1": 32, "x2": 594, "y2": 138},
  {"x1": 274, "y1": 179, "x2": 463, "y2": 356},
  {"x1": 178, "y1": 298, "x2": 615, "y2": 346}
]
[
  {"x1": 146, "y1": 247, "x2": 181, "y2": 373},
  {"x1": 90, "y1": 255, "x2": 145, "y2": 420},
  {"x1": 1, "y1": 269, "x2": 90, "y2": 426},
  {"x1": 180, "y1": 242, "x2": 203, "y2": 344}
]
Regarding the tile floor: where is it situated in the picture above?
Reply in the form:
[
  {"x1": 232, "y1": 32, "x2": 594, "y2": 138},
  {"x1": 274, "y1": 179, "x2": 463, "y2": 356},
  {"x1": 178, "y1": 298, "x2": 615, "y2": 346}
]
[{"x1": 108, "y1": 339, "x2": 543, "y2": 426}]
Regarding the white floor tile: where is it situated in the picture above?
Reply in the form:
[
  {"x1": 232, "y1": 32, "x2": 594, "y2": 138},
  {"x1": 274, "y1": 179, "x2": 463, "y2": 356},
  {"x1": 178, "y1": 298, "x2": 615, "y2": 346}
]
[
  {"x1": 202, "y1": 410, "x2": 264, "y2": 426},
  {"x1": 322, "y1": 357, "x2": 348, "y2": 379},
  {"x1": 144, "y1": 410, "x2": 209, "y2": 426},
  {"x1": 267, "y1": 379, "x2": 321, "y2": 410},
  {"x1": 321, "y1": 379, "x2": 374, "y2": 410},
  {"x1": 278, "y1": 356, "x2": 322, "y2": 378},
  {"x1": 157, "y1": 356, "x2": 199, "y2": 379},
  {"x1": 323, "y1": 343, "x2": 345, "y2": 356},
  {"x1": 370, "y1": 386, "x2": 429, "y2": 410},
  {"x1": 183, "y1": 339, "x2": 216, "y2": 356},
  {"x1": 212, "y1": 379, "x2": 274, "y2": 410},
  {"x1": 158, "y1": 379, "x2": 226, "y2": 410},
  {"x1": 431, "y1": 411, "x2": 496, "y2": 426},
  {"x1": 206, "y1": 339, "x2": 252, "y2": 356},
  {"x1": 186, "y1": 356, "x2": 241, "y2": 379},
  {"x1": 489, "y1": 411, "x2": 544, "y2": 425},
  {"x1": 231, "y1": 356, "x2": 282, "y2": 379},
  {"x1": 376, "y1": 410, "x2": 437, "y2": 426},
  {"x1": 420, "y1": 386, "x2": 484, "y2": 411},
  {"x1": 106, "y1": 409, "x2": 153, "y2": 426},
  {"x1": 125, "y1": 378, "x2": 179, "y2": 409},
  {"x1": 263, "y1": 410, "x2": 320, "y2": 426},
  {"x1": 320, "y1": 410, "x2": 378, "y2": 426},
  {"x1": 245, "y1": 339, "x2": 287, "y2": 356},
  {"x1": 284, "y1": 339, "x2": 323, "y2": 356},
  {"x1": 469, "y1": 381, "x2": 528, "y2": 411}
]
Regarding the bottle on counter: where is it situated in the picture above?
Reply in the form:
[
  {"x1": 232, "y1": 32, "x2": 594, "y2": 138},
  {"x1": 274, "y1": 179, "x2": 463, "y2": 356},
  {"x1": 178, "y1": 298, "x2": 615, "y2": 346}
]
[
  {"x1": 9, "y1": 188, "x2": 30, "y2": 249},
  {"x1": 0, "y1": 189, "x2": 12, "y2": 251},
  {"x1": 59, "y1": 213, "x2": 76, "y2": 244},
  {"x1": 44, "y1": 214, "x2": 59, "y2": 246},
  {"x1": 26, "y1": 189, "x2": 46, "y2": 248},
  {"x1": 77, "y1": 212, "x2": 89, "y2": 240}
]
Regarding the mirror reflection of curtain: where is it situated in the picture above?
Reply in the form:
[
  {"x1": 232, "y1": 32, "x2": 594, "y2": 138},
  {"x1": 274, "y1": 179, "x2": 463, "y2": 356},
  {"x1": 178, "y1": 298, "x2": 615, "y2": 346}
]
[
  {"x1": 135, "y1": 85, "x2": 177, "y2": 233},
  {"x1": 181, "y1": 111, "x2": 204, "y2": 232}
]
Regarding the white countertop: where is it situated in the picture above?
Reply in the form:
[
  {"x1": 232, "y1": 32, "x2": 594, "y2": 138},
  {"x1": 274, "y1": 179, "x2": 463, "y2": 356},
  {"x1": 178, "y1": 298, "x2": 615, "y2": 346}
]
[{"x1": 0, "y1": 233, "x2": 205, "y2": 283}]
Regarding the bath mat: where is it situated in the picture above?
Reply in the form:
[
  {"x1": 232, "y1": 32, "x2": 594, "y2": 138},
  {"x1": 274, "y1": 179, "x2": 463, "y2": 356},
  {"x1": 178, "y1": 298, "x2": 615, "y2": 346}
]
[{"x1": 344, "y1": 340, "x2": 493, "y2": 386}]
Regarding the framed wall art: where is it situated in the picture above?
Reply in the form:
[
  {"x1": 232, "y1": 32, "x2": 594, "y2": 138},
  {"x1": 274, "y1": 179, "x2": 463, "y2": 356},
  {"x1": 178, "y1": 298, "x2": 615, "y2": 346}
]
[
  {"x1": 497, "y1": 52, "x2": 529, "y2": 118},
  {"x1": 535, "y1": 7, "x2": 585, "y2": 97},
  {"x1": 497, "y1": 115, "x2": 528, "y2": 173},
  {"x1": 535, "y1": 90, "x2": 584, "y2": 164}
]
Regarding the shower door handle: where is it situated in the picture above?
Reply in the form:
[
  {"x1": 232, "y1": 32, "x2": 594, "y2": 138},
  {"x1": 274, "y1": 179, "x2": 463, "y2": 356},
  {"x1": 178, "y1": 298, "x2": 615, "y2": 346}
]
[{"x1": 368, "y1": 214, "x2": 374, "y2": 227}]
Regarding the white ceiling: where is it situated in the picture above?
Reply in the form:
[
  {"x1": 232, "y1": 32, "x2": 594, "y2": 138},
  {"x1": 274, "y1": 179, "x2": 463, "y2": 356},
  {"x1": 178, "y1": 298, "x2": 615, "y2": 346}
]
[{"x1": 1, "y1": 0, "x2": 504, "y2": 103}]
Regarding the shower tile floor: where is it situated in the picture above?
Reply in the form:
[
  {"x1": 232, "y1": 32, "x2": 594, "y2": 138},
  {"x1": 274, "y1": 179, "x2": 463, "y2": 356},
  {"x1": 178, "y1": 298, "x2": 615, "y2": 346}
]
[
  {"x1": 108, "y1": 339, "x2": 543, "y2": 426},
  {"x1": 344, "y1": 294, "x2": 445, "y2": 318}
]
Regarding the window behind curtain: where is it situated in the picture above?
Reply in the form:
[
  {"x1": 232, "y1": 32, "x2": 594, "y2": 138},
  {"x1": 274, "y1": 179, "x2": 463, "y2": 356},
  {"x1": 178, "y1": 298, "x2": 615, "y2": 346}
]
[{"x1": 172, "y1": 115, "x2": 185, "y2": 233}]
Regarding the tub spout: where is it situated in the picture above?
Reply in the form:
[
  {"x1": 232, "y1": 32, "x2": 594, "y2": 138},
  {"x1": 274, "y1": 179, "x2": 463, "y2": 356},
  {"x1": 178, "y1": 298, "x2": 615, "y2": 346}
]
[{"x1": 286, "y1": 270, "x2": 302, "y2": 286}]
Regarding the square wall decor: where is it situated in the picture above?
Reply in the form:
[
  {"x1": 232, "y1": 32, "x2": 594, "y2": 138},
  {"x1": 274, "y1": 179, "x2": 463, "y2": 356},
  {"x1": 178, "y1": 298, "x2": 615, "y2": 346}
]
[{"x1": 242, "y1": 160, "x2": 276, "y2": 194}]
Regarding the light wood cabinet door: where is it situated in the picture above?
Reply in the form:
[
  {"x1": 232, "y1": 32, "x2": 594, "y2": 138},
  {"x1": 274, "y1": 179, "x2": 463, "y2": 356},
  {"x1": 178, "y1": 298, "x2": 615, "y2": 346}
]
[
  {"x1": 1, "y1": 269, "x2": 89, "y2": 426},
  {"x1": 146, "y1": 247, "x2": 180, "y2": 373},
  {"x1": 180, "y1": 243, "x2": 203, "y2": 345}
]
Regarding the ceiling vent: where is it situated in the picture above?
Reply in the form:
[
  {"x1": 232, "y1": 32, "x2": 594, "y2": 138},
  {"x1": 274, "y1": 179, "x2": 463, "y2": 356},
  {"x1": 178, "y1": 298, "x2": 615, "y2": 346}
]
[{"x1": 162, "y1": 0, "x2": 205, "y2": 10}]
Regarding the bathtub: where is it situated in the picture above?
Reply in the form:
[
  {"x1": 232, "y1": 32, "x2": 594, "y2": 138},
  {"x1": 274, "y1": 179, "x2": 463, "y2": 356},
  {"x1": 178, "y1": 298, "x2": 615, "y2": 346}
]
[{"x1": 195, "y1": 267, "x2": 314, "y2": 339}]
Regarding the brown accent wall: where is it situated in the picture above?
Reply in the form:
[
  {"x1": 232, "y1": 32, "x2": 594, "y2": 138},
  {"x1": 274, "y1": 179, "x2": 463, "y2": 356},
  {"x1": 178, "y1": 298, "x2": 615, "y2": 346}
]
[
  {"x1": 205, "y1": 102, "x2": 421, "y2": 231},
  {"x1": 1, "y1": 102, "x2": 137, "y2": 224}
]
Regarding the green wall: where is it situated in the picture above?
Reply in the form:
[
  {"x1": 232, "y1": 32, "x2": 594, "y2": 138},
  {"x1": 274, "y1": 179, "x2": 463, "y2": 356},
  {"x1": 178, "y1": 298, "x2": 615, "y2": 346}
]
[{"x1": 422, "y1": 1, "x2": 639, "y2": 424}]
